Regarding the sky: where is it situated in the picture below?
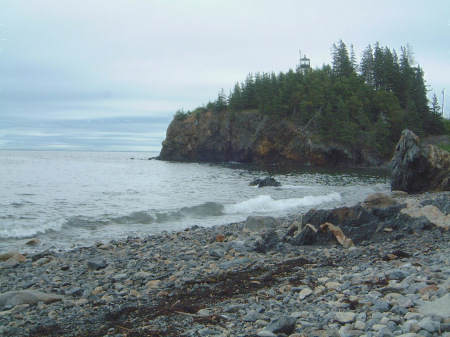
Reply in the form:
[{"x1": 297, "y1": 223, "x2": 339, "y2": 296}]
[{"x1": 1, "y1": 0, "x2": 449, "y2": 152}]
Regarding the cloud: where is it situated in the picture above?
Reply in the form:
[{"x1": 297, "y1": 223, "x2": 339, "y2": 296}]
[{"x1": 1, "y1": 0, "x2": 449, "y2": 150}]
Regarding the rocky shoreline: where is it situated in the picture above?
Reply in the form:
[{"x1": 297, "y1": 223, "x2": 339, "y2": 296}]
[{"x1": 0, "y1": 191, "x2": 449, "y2": 337}]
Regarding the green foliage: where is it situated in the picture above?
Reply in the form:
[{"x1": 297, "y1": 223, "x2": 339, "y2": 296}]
[
  {"x1": 443, "y1": 119, "x2": 450, "y2": 135},
  {"x1": 437, "y1": 143, "x2": 450, "y2": 152},
  {"x1": 171, "y1": 40, "x2": 445, "y2": 159},
  {"x1": 174, "y1": 109, "x2": 190, "y2": 121}
]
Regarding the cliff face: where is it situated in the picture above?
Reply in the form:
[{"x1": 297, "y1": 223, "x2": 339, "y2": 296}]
[{"x1": 159, "y1": 110, "x2": 383, "y2": 167}]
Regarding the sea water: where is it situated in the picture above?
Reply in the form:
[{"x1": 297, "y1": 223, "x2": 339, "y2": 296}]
[{"x1": 0, "y1": 150, "x2": 390, "y2": 252}]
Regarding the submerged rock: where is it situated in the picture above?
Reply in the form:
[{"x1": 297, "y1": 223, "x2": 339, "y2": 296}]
[{"x1": 390, "y1": 129, "x2": 450, "y2": 193}]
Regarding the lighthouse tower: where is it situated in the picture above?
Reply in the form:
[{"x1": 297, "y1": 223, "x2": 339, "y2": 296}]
[{"x1": 299, "y1": 51, "x2": 311, "y2": 74}]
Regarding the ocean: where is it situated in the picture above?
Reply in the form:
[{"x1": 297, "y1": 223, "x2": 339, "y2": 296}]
[{"x1": 0, "y1": 150, "x2": 390, "y2": 253}]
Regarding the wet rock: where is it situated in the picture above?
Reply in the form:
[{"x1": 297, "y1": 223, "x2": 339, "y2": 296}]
[
  {"x1": 250, "y1": 177, "x2": 281, "y2": 188},
  {"x1": 25, "y1": 238, "x2": 41, "y2": 246},
  {"x1": 390, "y1": 129, "x2": 450, "y2": 193}
]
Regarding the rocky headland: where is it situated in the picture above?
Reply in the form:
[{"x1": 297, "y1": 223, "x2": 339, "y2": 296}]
[{"x1": 158, "y1": 110, "x2": 384, "y2": 167}]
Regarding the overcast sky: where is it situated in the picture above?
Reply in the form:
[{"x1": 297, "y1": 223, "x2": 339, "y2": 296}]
[{"x1": 1, "y1": 0, "x2": 449, "y2": 152}]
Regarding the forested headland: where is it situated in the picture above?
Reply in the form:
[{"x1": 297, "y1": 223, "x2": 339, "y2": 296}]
[{"x1": 163, "y1": 40, "x2": 447, "y2": 164}]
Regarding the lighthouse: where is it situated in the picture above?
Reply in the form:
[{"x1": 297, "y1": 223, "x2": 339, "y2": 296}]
[{"x1": 299, "y1": 51, "x2": 311, "y2": 74}]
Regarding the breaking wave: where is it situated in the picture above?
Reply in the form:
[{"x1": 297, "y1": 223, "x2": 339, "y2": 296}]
[{"x1": 224, "y1": 192, "x2": 341, "y2": 214}]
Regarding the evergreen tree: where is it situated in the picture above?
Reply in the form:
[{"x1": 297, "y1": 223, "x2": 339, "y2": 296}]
[
  {"x1": 171, "y1": 40, "x2": 445, "y2": 160},
  {"x1": 332, "y1": 40, "x2": 354, "y2": 77},
  {"x1": 360, "y1": 44, "x2": 374, "y2": 86}
]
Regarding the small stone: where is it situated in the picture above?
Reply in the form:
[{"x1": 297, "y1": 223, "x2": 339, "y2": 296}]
[
  {"x1": 33, "y1": 257, "x2": 51, "y2": 266},
  {"x1": 215, "y1": 235, "x2": 226, "y2": 242},
  {"x1": 224, "y1": 304, "x2": 246, "y2": 313},
  {"x1": 243, "y1": 310, "x2": 263, "y2": 322},
  {"x1": 87, "y1": 258, "x2": 107, "y2": 270},
  {"x1": 419, "y1": 317, "x2": 440, "y2": 333},
  {"x1": 91, "y1": 286, "x2": 104, "y2": 295},
  {"x1": 325, "y1": 281, "x2": 342, "y2": 290},
  {"x1": 197, "y1": 308, "x2": 211, "y2": 316},
  {"x1": 209, "y1": 249, "x2": 226, "y2": 258},
  {"x1": 403, "y1": 319, "x2": 420, "y2": 334},
  {"x1": 372, "y1": 323, "x2": 387, "y2": 331},
  {"x1": 2, "y1": 259, "x2": 19, "y2": 269},
  {"x1": 334, "y1": 312, "x2": 356, "y2": 324},
  {"x1": 265, "y1": 315, "x2": 297, "y2": 334},
  {"x1": 298, "y1": 287, "x2": 313, "y2": 300},
  {"x1": 101, "y1": 294, "x2": 114, "y2": 302},
  {"x1": 145, "y1": 280, "x2": 162, "y2": 289},
  {"x1": 354, "y1": 320, "x2": 365, "y2": 330},
  {"x1": 388, "y1": 269, "x2": 410, "y2": 280},
  {"x1": 257, "y1": 331, "x2": 277, "y2": 337}
]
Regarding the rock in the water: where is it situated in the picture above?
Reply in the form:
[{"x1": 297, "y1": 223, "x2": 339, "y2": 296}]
[
  {"x1": 250, "y1": 177, "x2": 281, "y2": 188},
  {"x1": 0, "y1": 290, "x2": 64, "y2": 309},
  {"x1": 390, "y1": 129, "x2": 450, "y2": 193},
  {"x1": 25, "y1": 238, "x2": 41, "y2": 246}
]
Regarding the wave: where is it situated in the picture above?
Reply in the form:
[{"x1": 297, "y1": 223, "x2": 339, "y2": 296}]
[
  {"x1": 224, "y1": 192, "x2": 341, "y2": 214},
  {"x1": 113, "y1": 202, "x2": 225, "y2": 225},
  {"x1": 0, "y1": 218, "x2": 66, "y2": 239},
  {"x1": 0, "y1": 193, "x2": 341, "y2": 239}
]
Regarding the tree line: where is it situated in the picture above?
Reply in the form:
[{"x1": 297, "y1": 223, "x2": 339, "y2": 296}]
[{"x1": 175, "y1": 40, "x2": 445, "y2": 157}]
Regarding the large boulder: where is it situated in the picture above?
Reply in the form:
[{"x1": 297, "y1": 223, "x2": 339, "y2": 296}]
[
  {"x1": 286, "y1": 193, "x2": 408, "y2": 246},
  {"x1": 390, "y1": 129, "x2": 450, "y2": 193}
]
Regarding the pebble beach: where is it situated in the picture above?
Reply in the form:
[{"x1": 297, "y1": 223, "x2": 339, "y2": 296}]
[{"x1": 1, "y1": 192, "x2": 449, "y2": 337}]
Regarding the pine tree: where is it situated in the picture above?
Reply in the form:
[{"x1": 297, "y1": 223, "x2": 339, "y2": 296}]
[
  {"x1": 360, "y1": 45, "x2": 374, "y2": 86},
  {"x1": 332, "y1": 40, "x2": 354, "y2": 77}
]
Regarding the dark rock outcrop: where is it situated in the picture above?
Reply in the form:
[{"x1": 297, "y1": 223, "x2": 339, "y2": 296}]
[
  {"x1": 159, "y1": 110, "x2": 383, "y2": 166},
  {"x1": 390, "y1": 129, "x2": 450, "y2": 193},
  {"x1": 286, "y1": 191, "x2": 449, "y2": 247},
  {"x1": 285, "y1": 193, "x2": 411, "y2": 246},
  {"x1": 249, "y1": 177, "x2": 281, "y2": 188}
]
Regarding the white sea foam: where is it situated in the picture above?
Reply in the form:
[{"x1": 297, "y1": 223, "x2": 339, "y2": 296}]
[
  {"x1": 224, "y1": 192, "x2": 341, "y2": 214},
  {"x1": 0, "y1": 218, "x2": 66, "y2": 239}
]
